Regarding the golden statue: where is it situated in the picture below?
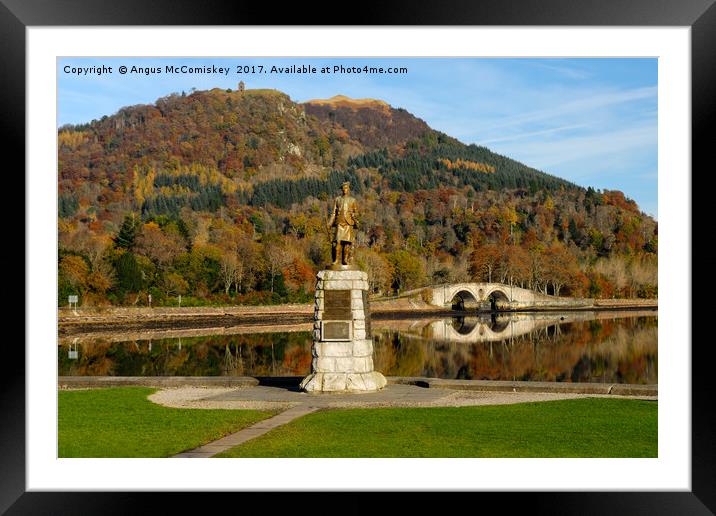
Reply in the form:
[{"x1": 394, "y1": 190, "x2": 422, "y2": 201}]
[{"x1": 327, "y1": 181, "x2": 359, "y2": 269}]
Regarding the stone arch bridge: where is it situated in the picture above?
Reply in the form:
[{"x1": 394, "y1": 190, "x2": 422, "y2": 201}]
[{"x1": 420, "y1": 283, "x2": 592, "y2": 311}]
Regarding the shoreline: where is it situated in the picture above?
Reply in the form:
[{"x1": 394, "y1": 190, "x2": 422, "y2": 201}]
[{"x1": 58, "y1": 299, "x2": 657, "y2": 335}]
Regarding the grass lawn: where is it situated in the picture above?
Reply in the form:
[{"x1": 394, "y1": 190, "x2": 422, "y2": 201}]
[
  {"x1": 217, "y1": 398, "x2": 657, "y2": 458},
  {"x1": 58, "y1": 387, "x2": 276, "y2": 458}
]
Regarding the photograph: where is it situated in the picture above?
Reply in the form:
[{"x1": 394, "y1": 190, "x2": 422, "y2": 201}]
[
  {"x1": 56, "y1": 56, "x2": 659, "y2": 460},
  {"x1": 9, "y1": 10, "x2": 707, "y2": 509}
]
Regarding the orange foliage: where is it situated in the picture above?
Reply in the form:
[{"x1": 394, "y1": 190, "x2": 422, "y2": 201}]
[
  {"x1": 282, "y1": 257, "x2": 316, "y2": 291},
  {"x1": 439, "y1": 158, "x2": 495, "y2": 174},
  {"x1": 602, "y1": 190, "x2": 639, "y2": 212}
]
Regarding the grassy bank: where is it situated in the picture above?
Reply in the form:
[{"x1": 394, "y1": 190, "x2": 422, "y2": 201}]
[
  {"x1": 58, "y1": 388, "x2": 657, "y2": 458},
  {"x1": 58, "y1": 387, "x2": 276, "y2": 457},
  {"x1": 217, "y1": 398, "x2": 657, "y2": 458}
]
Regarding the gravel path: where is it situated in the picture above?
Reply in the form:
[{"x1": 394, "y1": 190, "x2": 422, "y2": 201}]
[
  {"x1": 149, "y1": 387, "x2": 298, "y2": 411},
  {"x1": 149, "y1": 385, "x2": 656, "y2": 411}
]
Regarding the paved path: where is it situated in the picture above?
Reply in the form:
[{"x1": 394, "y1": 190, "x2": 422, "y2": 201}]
[{"x1": 173, "y1": 404, "x2": 320, "y2": 458}]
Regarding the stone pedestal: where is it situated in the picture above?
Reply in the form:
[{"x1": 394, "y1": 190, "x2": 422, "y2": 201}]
[{"x1": 300, "y1": 269, "x2": 387, "y2": 392}]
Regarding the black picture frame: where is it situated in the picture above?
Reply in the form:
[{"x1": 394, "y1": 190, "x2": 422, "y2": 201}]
[{"x1": 6, "y1": 0, "x2": 710, "y2": 513}]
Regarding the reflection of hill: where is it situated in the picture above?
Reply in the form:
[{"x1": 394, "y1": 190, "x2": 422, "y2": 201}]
[
  {"x1": 373, "y1": 314, "x2": 657, "y2": 384},
  {"x1": 58, "y1": 332, "x2": 313, "y2": 377}
]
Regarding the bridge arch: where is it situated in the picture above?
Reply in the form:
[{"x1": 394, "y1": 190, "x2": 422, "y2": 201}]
[
  {"x1": 451, "y1": 316, "x2": 479, "y2": 335},
  {"x1": 489, "y1": 313, "x2": 511, "y2": 332},
  {"x1": 487, "y1": 289, "x2": 511, "y2": 310},
  {"x1": 449, "y1": 289, "x2": 480, "y2": 311}
]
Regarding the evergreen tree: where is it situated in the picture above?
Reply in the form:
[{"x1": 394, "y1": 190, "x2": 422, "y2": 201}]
[
  {"x1": 115, "y1": 213, "x2": 140, "y2": 249},
  {"x1": 58, "y1": 193, "x2": 79, "y2": 218},
  {"x1": 114, "y1": 251, "x2": 144, "y2": 293}
]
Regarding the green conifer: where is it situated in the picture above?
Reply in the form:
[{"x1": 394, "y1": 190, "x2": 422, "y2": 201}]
[{"x1": 116, "y1": 213, "x2": 140, "y2": 249}]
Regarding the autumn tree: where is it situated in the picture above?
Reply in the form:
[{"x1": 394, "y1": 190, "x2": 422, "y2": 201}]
[
  {"x1": 162, "y1": 271, "x2": 189, "y2": 297},
  {"x1": 264, "y1": 238, "x2": 291, "y2": 294},
  {"x1": 169, "y1": 243, "x2": 221, "y2": 297},
  {"x1": 469, "y1": 243, "x2": 501, "y2": 283},
  {"x1": 235, "y1": 235, "x2": 261, "y2": 293},
  {"x1": 135, "y1": 222, "x2": 185, "y2": 266},
  {"x1": 497, "y1": 244, "x2": 530, "y2": 288},
  {"x1": 59, "y1": 255, "x2": 89, "y2": 293},
  {"x1": 387, "y1": 250, "x2": 425, "y2": 292},
  {"x1": 357, "y1": 248, "x2": 394, "y2": 295},
  {"x1": 219, "y1": 251, "x2": 238, "y2": 295},
  {"x1": 282, "y1": 256, "x2": 316, "y2": 294},
  {"x1": 543, "y1": 242, "x2": 579, "y2": 296}
]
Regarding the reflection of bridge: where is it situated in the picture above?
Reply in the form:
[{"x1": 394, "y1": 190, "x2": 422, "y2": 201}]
[
  {"x1": 421, "y1": 283, "x2": 593, "y2": 310},
  {"x1": 426, "y1": 315, "x2": 557, "y2": 343},
  {"x1": 374, "y1": 310, "x2": 656, "y2": 344}
]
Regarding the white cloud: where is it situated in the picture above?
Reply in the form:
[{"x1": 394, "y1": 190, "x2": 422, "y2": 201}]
[
  {"x1": 491, "y1": 86, "x2": 657, "y2": 129},
  {"x1": 478, "y1": 124, "x2": 589, "y2": 145},
  {"x1": 527, "y1": 62, "x2": 593, "y2": 80},
  {"x1": 493, "y1": 125, "x2": 656, "y2": 173}
]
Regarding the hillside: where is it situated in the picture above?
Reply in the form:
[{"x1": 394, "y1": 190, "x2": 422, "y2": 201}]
[
  {"x1": 57, "y1": 87, "x2": 657, "y2": 307},
  {"x1": 59, "y1": 88, "x2": 575, "y2": 219},
  {"x1": 303, "y1": 94, "x2": 428, "y2": 149}
]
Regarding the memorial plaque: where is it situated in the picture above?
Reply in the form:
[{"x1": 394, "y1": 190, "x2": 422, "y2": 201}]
[
  {"x1": 323, "y1": 289, "x2": 352, "y2": 320},
  {"x1": 322, "y1": 321, "x2": 352, "y2": 341}
]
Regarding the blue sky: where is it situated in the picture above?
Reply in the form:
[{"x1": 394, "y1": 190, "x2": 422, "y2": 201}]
[{"x1": 58, "y1": 57, "x2": 657, "y2": 218}]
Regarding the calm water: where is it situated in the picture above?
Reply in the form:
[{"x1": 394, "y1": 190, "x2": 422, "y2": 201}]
[{"x1": 58, "y1": 310, "x2": 657, "y2": 384}]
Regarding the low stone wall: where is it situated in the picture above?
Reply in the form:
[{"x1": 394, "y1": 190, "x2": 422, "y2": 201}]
[
  {"x1": 389, "y1": 377, "x2": 657, "y2": 396},
  {"x1": 593, "y1": 298, "x2": 658, "y2": 308},
  {"x1": 58, "y1": 376, "x2": 259, "y2": 389}
]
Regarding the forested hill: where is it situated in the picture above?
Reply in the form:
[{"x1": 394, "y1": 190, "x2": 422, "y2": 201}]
[
  {"x1": 59, "y1": 87, "x2": 576, "y2": 217},
  {"x1": 304, "y1": 94, "x2": 574, "y2": 194},
  {"x1": 58, "y1": 87, "x2": 657, "y2": 307}
]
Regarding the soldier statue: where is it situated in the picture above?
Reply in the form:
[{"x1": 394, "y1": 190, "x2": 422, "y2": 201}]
[{"x1": 327, "y1": 181, "x2": 359, "y2": 269}]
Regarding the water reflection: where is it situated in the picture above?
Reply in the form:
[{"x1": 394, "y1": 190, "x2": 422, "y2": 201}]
[
  {"x1": 68, "y1": 339, "x2": 78, "y2": 360},
  {"x1": 387, "y1": 311, "x2": 649, "y2": 343},
  {"x1": 373, "y1": 311, "x2": 657, "y2": 383},
  {"x1": 58, "y1": 310, "x2": 657, "y2": 383},
  {"x1": 58, "y1": 332, "x2": 312, "y2": 378}
]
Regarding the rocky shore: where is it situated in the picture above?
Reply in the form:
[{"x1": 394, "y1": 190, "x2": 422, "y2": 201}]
[{"x1": 58, "y1": 298, "x2": 657, "y2": 335}]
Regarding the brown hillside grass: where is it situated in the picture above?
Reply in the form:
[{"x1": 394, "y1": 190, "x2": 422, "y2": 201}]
[{"x1": 304, "y1": 95, "x2": 390, "y2": 110}]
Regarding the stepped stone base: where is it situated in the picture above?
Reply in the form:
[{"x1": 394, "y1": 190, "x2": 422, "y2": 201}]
[
  {"x1": 300, "y1": 371, "x2": 387, "y2": 392},
  {"x1": 301, "y1": 269, "x2": 386, "y2": 393}
]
